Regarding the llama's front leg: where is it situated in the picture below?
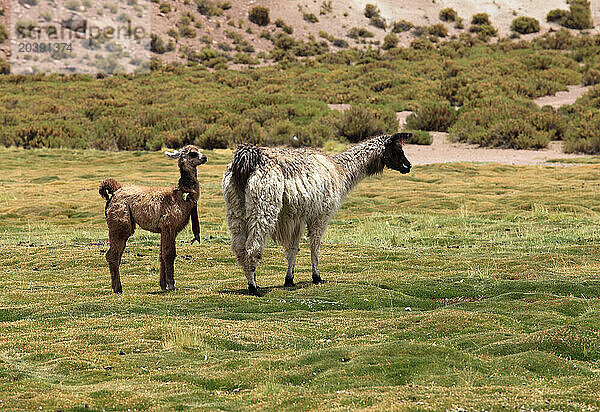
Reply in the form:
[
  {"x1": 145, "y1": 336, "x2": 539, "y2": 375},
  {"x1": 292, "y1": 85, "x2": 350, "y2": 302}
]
[
  {"x1": 160, "y1": 231, "x2": 177, "y2": 291},
  {"x1": 307, "y1": 221, "x2": 328, "y2": 284},
  {"x1": 159, "y1": 254, "x2": 167, "y2": 291}
]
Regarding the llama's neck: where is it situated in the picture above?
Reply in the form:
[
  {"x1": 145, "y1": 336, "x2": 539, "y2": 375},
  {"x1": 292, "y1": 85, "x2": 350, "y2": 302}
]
[
  {"x1": 334, "y1": 136, "x2": 386, "y2": 195},
  {"x1": 178, "y1": 167, "x2": 199, "y2": 200}
]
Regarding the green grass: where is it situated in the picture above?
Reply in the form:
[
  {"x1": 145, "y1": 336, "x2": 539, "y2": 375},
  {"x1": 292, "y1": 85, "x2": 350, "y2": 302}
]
[
  {"x1": 548, "y1": 156, "x2": 600, "y2": 164},
  {"x1": 2, "y1": 148, "x2": 600, "y2": 410}
]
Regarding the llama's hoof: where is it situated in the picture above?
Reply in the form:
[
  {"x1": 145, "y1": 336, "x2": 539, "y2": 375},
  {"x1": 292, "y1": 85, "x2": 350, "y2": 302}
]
[
  {"x1": 284, "y1": 279, "x2": 295, "y2": 287},
  {"x1": 312, "y1": 276, "x2": 325, "y2": 284},
  {"x1": 167, "y1": 284, "x2": 176, "y2": 291},
  {"x1": 113, "y1": 286, "x2": 123, "y2": 294},
  {"x1": 248, "y1": 284, "x2": 261, "y2": 296}
]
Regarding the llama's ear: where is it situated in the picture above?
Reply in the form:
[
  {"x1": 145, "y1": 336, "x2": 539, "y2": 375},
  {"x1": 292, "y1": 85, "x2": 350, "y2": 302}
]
[
  {"x1": 392, "y1": 132, "x2": 412, "y2": 145},
  {"x1": 165, "y1": 149, "x2": 182, "y2": 159}
]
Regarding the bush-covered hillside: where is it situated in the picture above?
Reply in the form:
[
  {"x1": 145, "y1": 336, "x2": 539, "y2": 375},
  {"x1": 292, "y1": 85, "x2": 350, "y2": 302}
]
[{"x1": 1, "y1": 29, "x2": 600, "y2": 152}]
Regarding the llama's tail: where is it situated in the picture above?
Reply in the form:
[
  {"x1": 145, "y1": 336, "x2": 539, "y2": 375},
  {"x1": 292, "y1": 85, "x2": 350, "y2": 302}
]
[
  {"x1": 230, "y1": 144, "x2": 262, "y2": 189},
  {"x1": 99, "y1": 178, "x2": 122, "y2": 215}
]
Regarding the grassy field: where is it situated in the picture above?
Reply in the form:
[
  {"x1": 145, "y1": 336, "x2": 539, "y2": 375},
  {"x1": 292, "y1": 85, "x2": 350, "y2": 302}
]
[{"x1": 2, "y1": 147, "x2": 600, "y2": 410}]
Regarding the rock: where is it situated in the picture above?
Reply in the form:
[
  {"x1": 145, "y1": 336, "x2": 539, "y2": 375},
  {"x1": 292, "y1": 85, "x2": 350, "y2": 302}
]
[{"x1": 405, "y1": 306, "x2": 411, "y2": 311}]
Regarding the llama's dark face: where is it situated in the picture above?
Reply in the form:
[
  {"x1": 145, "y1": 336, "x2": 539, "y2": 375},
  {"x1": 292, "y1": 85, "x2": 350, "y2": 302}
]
[
  {"x1": 383, "y1": 133, "x2": 411, "y2": 174},
  {"x1": 165, "y1": 145, "x2": 207, "y2": 169}
]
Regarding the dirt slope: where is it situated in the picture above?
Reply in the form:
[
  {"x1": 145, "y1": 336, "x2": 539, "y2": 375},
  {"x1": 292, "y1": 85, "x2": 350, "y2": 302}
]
[{"x1": 2, "y1": 0, "x2": 599, "y2": 68}]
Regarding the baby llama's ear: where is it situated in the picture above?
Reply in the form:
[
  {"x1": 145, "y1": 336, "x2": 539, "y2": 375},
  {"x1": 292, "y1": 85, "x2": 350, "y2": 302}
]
[{"x1": 165, "y1": 149, "x2": 182, "y2": 159}]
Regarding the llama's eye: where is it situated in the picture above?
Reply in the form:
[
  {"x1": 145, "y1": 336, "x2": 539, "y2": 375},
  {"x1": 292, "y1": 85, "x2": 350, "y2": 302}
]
[{"x1": 189, "y1": 152, "x2": 199, "y2": 158}]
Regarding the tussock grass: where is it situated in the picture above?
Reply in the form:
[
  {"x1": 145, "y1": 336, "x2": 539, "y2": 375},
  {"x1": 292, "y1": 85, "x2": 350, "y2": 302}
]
[{"x1": 1, "y1": 148, "x2": 600, "y2": 409}]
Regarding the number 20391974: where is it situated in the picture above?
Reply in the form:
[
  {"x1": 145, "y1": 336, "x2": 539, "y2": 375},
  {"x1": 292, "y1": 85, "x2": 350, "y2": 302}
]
[{"x1": 18, "y1": 43, "x2": 73, "y2": 53}]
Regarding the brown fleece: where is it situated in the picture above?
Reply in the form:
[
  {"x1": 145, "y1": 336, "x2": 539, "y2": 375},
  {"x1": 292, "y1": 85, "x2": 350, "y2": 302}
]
[{"x1": 100, "y1": 145, "x2": 207, "y2": 293}]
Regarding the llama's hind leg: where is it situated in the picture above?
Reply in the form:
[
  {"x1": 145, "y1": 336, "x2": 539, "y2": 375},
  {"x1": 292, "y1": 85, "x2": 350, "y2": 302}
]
[
  {"x1": 243, "y1": 178, "x2": 283, "y2": 295},
  {"x1": 244, "y1": 209, "x2": 281, "y2": 295},
  {"x1": 106, "y1": 228, "x2": 131, "y2": 293},
  {"x1": 282, "y1": 221, "x2": 303, "y2": 287},
  {"x1": 160, "y1": 230, "x2": 176, "y2": 291},
  {"x1": 307, "y1": 218, "x2": 329, "y2": 284},
  {"x1": 244, "y1": 222, "x2": 272, "y2": 296},
  {"x1": 105, "y1": 205, "x2": 134, "y2": 293}
]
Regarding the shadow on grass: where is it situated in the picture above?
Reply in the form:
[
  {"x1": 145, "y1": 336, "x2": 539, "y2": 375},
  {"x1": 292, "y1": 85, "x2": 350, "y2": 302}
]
[{"x1": 219, "y1": 280, "x2": 324, "y2": 296}]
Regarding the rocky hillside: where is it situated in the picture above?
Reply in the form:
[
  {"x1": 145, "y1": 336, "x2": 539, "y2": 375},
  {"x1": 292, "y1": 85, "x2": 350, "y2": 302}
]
[{"x1": 0, "y1": 0, "x2": 599, "y2": 73}]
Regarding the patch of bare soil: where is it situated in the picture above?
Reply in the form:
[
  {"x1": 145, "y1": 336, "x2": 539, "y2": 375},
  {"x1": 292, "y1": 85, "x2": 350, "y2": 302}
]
[
  {"x1": 533, "y1": 84, "x2": 593, "y2": 108},
  {"x1": 404, "y1": 132, "x2": 586, "y2": 166}
]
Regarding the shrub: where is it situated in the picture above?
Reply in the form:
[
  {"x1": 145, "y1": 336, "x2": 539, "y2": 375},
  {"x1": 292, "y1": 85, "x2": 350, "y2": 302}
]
[
  {"x1": 179, "y1": 123, "x2": 206, "y2": 147},
  {"x1": 275, "y1": 18, "x2": 293, "y2": 34},
  {"x1": 217, "y1": 42, "x2": 232, "y2": 52},
  {"x1": 66, "y1": 0, "x2": 80, "y2": 10},
  {"x1": 337, "y1": 106, "x2": 397, "y2": 143},
  {"x1": 150, "y1": 34, "x2": 174, "y2": 54},
  {"x1": 198, "y1": 125, "x2": 231, "y2": 149},
  {"x1": 159, "y1": 3, "x2": 171, "y2": 13},
  {"x1": 547, "y1": 9, "x2": 569, "y2": 23},
  {"x1": 410, "y1": 37, "x2": 434, "y2": 50},
  {"x1": 511, "y1": 16, "x2": 540, "y2": 34},
  {"x1": 364, "y1": 4, "x2": 380, "y2": 19},
  {"x1": 449, "y1": 97, "x2": 555, "y2": 149},
  {"x1": 272, "y1": 33, "x2": 295, "y2": 50},
  {"x1": 179, "y1": 26, "x2": 196, "y2": 38},
  {"x1": 439, "y1": 8, "x2": 458, "y2": 22},
  {"x1": 332, "y1": 39, "x2": 349, "y2": 48},
  {"x1": 319, "y1": 31, "x2": 335, "y2": 42},
  {"x1": 563, "y1": 0, "x2": 593, "y2": 29},
  {"x1": 0, "y1": 58, "x2": 9, "y2": 74},
  {"x1": 232, "y1": 120, "x2": 267, "y2": 145},
  {"x1": 347, "y1": 27, "x2": 374, "y2": 39},
  {"x1": 167, "y1": 28, "x2": 179, "y2": 39},
  {"x1": 470, "y1": 23, "x2": 497, "y2": 37},
  {"x1": 219, "y1": 1, "x2": 232, "y2": 10},
  {"x1": 583, "y1": 68, "x2": 600, "y2": 85},
  {"x1": 564, "y1": 108, "x2": 600, "y2": 153},
  {"x1": 412, "y1": 26, "x2": 428, "y2": 37},
  {"x1": 382, "y1": 33, "x2": 399, "y2": 50},
  {"x1": 249, "y1": 6, "x2": 270, "y2": 26},
  {"x1": 471, "y1": 13, "x2": 491, "y2": 25},
  {"x1": 488, "y1": 118, "x2": 550, "y2": 149},
  {"x1": 16, "y1": 20, "x2": 39, "y2": 38},
  {"x1": 547, "y1": 1, "x2": 593, "y2": 29},
  {"x1": 196, "y1": 0, "x2": 223, "y2": 17},
  {"x1": 530, "y1": 106, "x2": 568, "y2": 140},
  {"x1": 303, "y1": 12, "x2": 319, "y2": 23},
  {"x1": 370, "y1": 16, "x2": 386, "y2": 30},
  {"x1": 403, "y1": 130, "x2": 433, "y2": 145},
  {"x1": 233, "y1": 52, "x2": 259, "y2": 65},
  {"x1": 428, "y1": 23, "x2": 448, "y2": 37},
  {"x1": 290, "y1": 126, "x2": 325, "y2": 147},
  {"x1": 392, "y1": 20, "x2": 414, "y2": 33},
  {"x1": 0, "y1": 24, "x2": 7, "y2": 44},
  {"x1": 39, "y1": 10, "x2": 52, "y2": 22},
  {"x1": 405, "y1": 102, "x2": 457, "y2": 132}
]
